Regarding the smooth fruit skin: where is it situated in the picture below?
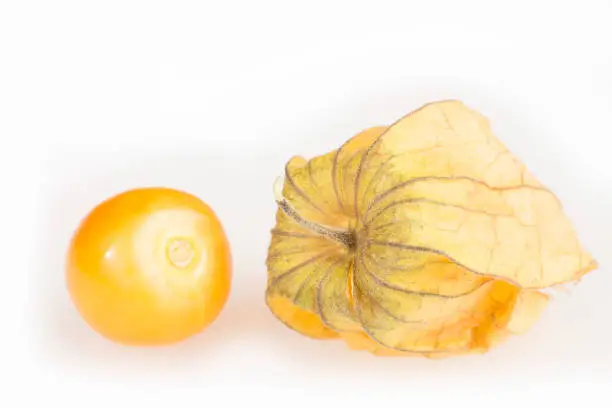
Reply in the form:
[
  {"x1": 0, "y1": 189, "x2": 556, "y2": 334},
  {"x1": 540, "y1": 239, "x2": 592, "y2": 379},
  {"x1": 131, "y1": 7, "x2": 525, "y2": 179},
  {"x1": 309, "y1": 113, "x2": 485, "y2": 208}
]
[{"x1": 66, "y1": 187, "x2": 232, "y2": 346}]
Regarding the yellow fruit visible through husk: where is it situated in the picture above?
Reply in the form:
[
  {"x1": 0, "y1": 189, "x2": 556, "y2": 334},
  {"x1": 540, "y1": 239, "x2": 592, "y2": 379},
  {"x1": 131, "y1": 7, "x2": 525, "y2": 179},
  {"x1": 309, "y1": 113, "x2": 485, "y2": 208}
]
[{"x1": 265, "y1": 100, "x2": 597, "y2": 357}]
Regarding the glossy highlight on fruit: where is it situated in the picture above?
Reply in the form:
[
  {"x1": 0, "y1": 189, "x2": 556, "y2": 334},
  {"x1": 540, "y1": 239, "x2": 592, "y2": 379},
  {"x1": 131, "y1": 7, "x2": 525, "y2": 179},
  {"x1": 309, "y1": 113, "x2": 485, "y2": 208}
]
[
  {"x1": 66, "y1": 187, "x2": 231, "y2": 346},
  {"x1": 265, "y1": 100, "x2": 597, "y2": 357}
]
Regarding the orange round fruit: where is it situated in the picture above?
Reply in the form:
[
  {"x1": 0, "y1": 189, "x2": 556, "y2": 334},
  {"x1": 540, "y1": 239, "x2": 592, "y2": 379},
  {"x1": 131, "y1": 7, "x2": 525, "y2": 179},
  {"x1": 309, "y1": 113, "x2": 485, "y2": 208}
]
[{"x1": 65, "y1": 187, "x2": 232, "y2": 346}]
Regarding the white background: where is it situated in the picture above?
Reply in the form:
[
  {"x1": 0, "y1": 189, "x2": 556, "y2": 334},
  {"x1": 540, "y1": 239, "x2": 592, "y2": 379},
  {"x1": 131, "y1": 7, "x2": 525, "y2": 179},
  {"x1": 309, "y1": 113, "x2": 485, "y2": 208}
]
[{"x1": 2, "y1": 0, "x2": 611, "y2": 406}]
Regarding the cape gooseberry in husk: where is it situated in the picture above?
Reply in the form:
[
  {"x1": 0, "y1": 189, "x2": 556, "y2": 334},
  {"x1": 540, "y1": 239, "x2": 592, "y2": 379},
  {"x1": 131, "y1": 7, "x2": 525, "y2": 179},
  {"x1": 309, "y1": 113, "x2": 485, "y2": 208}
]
[{"x1": 264, "y1": 100, "x2": 597, "y2": 357}]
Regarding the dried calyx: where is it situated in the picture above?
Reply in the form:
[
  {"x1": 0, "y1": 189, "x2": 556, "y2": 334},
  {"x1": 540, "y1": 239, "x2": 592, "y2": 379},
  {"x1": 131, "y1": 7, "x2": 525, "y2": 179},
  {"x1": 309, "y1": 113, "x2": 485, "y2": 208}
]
[{"x1": 265, "y1": 100, "x2": 597, "y2": 357}]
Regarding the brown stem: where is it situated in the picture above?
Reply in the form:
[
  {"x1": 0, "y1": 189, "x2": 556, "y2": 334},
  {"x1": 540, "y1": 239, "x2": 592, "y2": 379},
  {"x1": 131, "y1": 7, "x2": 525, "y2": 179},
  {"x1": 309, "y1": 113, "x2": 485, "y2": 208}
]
[{"x1": 276, "y1": 199, "x2": 355, "y2": 249}]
